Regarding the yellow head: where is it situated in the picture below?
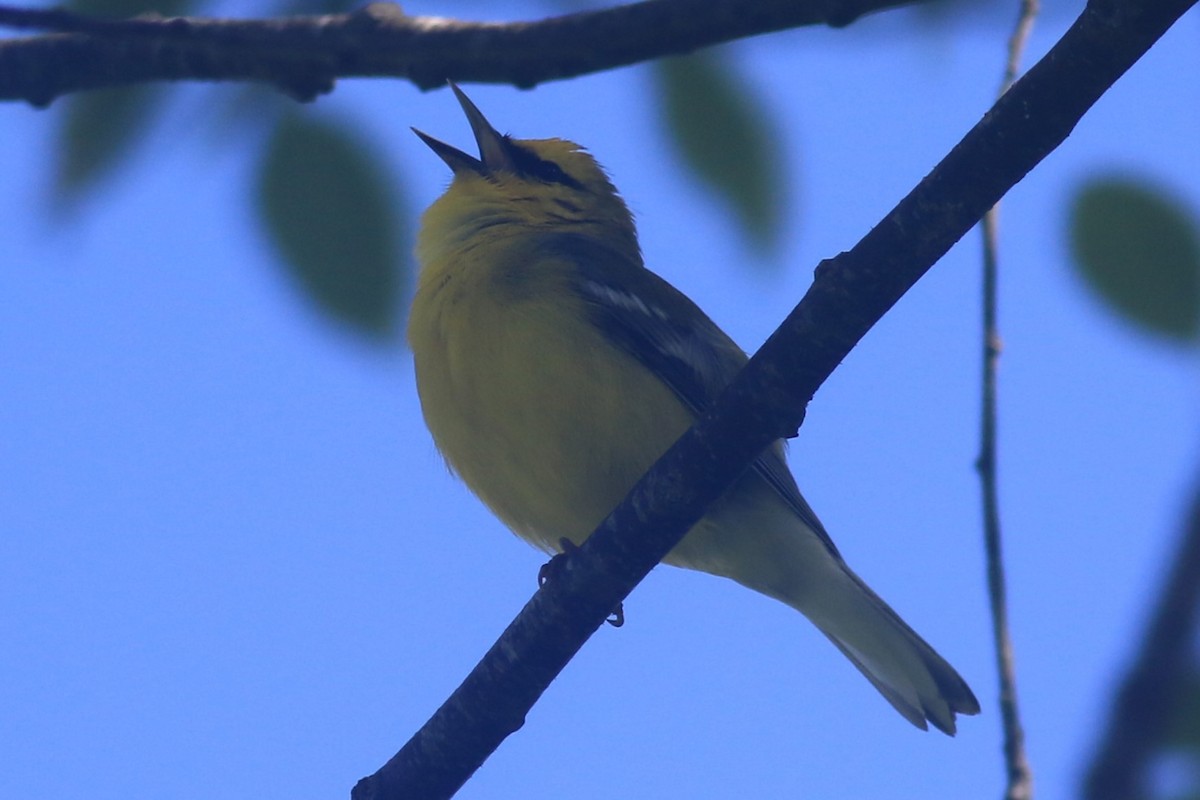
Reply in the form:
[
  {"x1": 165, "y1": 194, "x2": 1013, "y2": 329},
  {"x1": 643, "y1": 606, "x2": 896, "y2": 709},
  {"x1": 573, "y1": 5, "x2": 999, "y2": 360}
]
[{"x1": 413, "y1": 85, "x2": 640, "y2": 268}]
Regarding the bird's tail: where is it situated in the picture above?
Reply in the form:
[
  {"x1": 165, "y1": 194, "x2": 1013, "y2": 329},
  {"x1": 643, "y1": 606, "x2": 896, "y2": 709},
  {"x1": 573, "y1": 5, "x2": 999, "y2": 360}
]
[
  {"x1": 790, "y1": 563, "x2": 980, "y2": 734},
  {"x1": 669, "y1": 482, "x2": 980, "y2": 734}
]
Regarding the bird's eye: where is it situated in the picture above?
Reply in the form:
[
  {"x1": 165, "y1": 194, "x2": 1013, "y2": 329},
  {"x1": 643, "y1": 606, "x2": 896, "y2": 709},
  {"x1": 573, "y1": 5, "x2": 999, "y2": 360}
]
[
  {"x1": 533, "y1": 161, "x2": 574, "y2": 185},
  {"x1": 507, "y1": 143, "x2": 585, "y2": 190},
  {"x1": 532, "y1": 158, "x2": 585, "y2": 190}
]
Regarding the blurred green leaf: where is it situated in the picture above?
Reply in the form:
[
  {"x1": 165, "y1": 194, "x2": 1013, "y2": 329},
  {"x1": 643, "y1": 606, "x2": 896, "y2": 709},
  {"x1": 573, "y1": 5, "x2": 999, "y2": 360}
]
[
  {"x1": 55, "y1": 0, "x2": 195, "y2": 198},
  {"x1": 653, "y1": 53, "x2": 787, "y2": 258},
  {"x1": 1069, "y1": 177, "x2": 1200, "y2": 343},
  {"x1": 56, "y1": 86, "x2": 163, "y2": 197},
  {"x1": 256, "y1": 113, "x2": 406, "y2": 340}
]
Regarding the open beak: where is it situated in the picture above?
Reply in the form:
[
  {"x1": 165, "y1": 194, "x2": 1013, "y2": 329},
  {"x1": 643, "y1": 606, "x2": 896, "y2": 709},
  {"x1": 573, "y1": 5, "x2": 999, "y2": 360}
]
[{"x1": 412, "y1": 83, "x2": 515, "y2": 175}]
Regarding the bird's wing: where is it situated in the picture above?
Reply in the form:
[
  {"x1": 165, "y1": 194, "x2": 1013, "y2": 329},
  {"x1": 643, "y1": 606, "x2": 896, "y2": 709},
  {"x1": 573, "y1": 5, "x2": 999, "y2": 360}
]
[{"x1": 543, "y1": 233, "x2": 841, "y2": 559}]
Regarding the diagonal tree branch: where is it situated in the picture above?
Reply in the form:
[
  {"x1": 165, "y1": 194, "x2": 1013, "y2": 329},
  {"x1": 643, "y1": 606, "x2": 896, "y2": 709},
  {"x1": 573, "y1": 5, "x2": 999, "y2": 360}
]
[
  {"x1": 0, "y1": 0, "x2": 916, "y2": 106},
  {"x1": 1082, "y1": 464, "x2": 1200, "y2": 800},
  {"x1": 350, "y1": 0, "x2": 1199, "y2": 797}
]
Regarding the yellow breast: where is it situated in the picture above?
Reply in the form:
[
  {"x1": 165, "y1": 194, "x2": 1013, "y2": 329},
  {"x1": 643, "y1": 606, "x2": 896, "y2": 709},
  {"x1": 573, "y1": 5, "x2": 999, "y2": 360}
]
[{"x1": 408, "y1": 232, "x2": 692, "y2": 553}]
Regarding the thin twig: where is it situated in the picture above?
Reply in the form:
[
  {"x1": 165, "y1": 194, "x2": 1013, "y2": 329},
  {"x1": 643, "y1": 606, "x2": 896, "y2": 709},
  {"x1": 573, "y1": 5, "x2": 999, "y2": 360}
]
[{"x1": 977, "y1": 0, "x2": 1038, "y2": 798}]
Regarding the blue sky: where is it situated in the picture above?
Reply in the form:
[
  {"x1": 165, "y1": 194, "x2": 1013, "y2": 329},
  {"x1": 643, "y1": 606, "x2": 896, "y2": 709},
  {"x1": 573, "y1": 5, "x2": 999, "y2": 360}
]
[{"x1": 4, "y1": 3, "x2": 1200, "y2": 798}]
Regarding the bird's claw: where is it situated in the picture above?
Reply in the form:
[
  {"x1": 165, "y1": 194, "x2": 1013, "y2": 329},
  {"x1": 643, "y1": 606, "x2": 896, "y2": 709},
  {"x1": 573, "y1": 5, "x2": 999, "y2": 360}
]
[
  {"x1": 537, "y1": 538, "x2": 578, "y2": 587},
  {"x1": 537, "y1": 538, "x2": 625, "y2": 627}
]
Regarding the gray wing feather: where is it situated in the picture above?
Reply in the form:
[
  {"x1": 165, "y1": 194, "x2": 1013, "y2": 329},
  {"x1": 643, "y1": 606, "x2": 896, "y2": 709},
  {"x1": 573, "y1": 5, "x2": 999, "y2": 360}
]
[{"x1": 541, "y1": 233, "x2": 841, "y2": 559}]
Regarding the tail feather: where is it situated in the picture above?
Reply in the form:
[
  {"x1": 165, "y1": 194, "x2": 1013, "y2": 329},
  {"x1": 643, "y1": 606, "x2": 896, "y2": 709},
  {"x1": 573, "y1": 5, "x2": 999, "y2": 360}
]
[
  {"x1": 670, "y1": 485, "x2": 979, "y2": 734},
  {"x1": 803, "y1": 567, "x2": 980, "y2": 735}
]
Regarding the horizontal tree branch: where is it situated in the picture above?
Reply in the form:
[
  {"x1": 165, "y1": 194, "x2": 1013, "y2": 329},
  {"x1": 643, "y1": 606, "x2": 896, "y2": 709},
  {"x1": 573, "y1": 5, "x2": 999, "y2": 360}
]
[
  {"x1": 0, "y1": 0, "x2": 914, "y2": 106},
  {"x1": 352, "y1": 0, "x2": 1200, "y2": 797}
]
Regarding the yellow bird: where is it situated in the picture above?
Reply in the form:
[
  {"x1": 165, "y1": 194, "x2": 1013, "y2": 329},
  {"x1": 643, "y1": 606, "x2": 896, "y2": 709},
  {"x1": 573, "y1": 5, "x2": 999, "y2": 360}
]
[{"x1": 408, "y1": 85, "x2": 980, "y2": 734}]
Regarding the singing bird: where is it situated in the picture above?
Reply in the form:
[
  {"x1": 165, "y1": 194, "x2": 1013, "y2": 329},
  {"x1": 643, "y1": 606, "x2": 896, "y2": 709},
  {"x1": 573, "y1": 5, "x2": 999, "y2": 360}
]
[{"x1": 408, "y1": 85, "x2": 979, "y2": 734}]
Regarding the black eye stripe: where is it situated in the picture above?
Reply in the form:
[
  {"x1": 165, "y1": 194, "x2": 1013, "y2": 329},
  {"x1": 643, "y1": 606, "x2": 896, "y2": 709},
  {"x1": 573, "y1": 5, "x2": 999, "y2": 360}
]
[{"x1": 504, "y1": 140, "x2": 586, "y2": 190}]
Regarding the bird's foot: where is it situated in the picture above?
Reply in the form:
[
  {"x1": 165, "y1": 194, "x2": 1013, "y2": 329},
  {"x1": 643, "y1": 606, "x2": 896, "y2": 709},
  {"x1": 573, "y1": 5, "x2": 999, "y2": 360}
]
[{"x1": 537, "y1": 538, "x2": 625, "y2": 627}]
